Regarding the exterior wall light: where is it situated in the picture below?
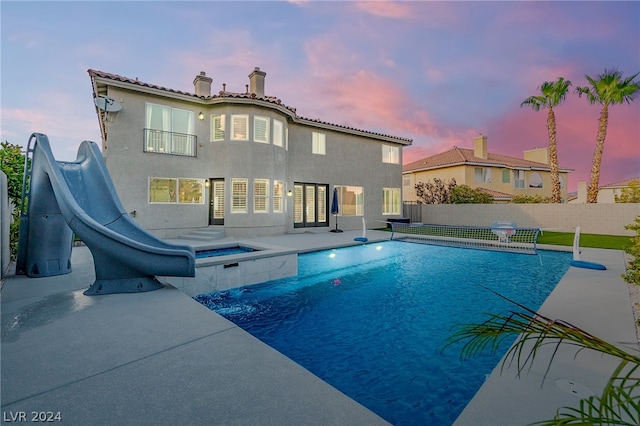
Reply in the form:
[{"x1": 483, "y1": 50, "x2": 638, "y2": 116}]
[
  {"x1": 287, "y1": 190, "x2": 293, "y2": 197},
  {"x1": 198, "y1": 112, "x2": 205, "y2": 120}
]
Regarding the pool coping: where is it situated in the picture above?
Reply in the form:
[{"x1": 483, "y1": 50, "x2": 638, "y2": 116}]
[
  {"x1": 193, "y1": 240, "x2": 298, "y2": 268},
  {"x1": 1, "y1": 230, "x2": 637, "y2": 425},
  {"x1": 454, "y1": 245, "x2": 639, "y2": 425}
]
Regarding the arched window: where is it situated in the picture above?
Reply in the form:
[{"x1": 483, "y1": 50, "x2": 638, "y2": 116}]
[{"x1": 529, "y1": 172, "x2": 543, "y2": 188}]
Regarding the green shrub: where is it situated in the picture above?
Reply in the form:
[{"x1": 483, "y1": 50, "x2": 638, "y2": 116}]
[
  {"x1": 511, "y1": 194, "x2": 551, "y2": 203},
  {"x1": 450, "y1": 185, "x2": 493, "y2": 204},
  {"x1": 622, "y1": 215, "x2": 640, "y2": 285},
  {"x1": 615, "y1": 179, "x2": 640, "y2": 203},
  {"x1": 0, "y1": 141, "x2": 27, "y2": 260}
]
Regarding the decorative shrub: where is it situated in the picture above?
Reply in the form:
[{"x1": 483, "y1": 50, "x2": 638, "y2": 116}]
[{"x1": 623, "y1": 215, "x2": 640, "y2": 285}]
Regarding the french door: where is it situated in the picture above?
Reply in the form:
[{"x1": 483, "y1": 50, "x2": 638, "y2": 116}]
[
  {"x1": 293, "y1": 183, "x2": 328, "y2": 228},
  {"x1": 209, "y1": 179, "x2": 224, "y2": 225}
]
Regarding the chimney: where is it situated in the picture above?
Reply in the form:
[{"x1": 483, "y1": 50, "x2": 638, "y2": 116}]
[
  {"x1": 248, "y1": 67, "x2": 266, "y2": 97},
  {"x1": 523, "y1": 147, "x2": 550, "y2": 164},
  {"x1": 576, "y1": 181, "x2": 588, "y2": 203},
  {"x1": 473, "y1": 134, "x2": 488, "y2": 159},
  {"x1": 193, "y1": 71, "x2": 212, "y2": 97}
]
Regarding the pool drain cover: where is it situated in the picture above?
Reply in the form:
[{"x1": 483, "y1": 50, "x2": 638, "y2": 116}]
[{"x1": 554, "y1": 378, "x2": 594, "y2": 398}]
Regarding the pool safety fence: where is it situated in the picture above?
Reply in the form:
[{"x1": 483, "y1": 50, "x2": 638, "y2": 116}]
[{"x1": 390, "y1": 222, "x2": 541, "y2": 255}]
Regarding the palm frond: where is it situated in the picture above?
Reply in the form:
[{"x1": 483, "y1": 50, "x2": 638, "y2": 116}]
[{"x1": 444, "y1": 288, "x2": 640, "y2": 426}]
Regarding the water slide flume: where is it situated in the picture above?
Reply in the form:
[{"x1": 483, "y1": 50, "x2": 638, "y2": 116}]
[{"x1": 16, "y1": 133, "x2": 195, "y2": 295}]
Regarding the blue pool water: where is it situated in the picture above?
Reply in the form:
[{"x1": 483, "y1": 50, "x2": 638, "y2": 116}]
[
  {"x1": 195, "y1": 241, "x2": 571, "y2": 425},
  {"x1": 195, "y1": 245, "x2": 255, "y2": 259}
]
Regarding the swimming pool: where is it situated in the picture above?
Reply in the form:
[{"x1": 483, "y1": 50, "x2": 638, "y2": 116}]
[{"x1": 195, "y1": 241, "x2": 571, "y2": 425}]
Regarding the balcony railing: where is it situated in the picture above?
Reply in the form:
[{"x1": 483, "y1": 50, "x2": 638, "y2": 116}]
[{"x1": 143, "y1": 128, "x2": 197, "y2": 157}]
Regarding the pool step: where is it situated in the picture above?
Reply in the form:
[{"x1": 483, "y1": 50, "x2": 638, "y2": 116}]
[{"x1": 179, "y1": 227, "x2": 225, "y2": 242}]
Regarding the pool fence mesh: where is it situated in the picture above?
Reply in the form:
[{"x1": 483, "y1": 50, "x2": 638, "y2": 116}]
[{"x1": 390, "y1": 222, "x2": 540, "y2": 255}]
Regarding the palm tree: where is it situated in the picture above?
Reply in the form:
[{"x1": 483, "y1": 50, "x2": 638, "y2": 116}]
[
  {"x1": 521, "y1": 77, "x2": 572, "y2": 203},
  {"x1": 445, "y1": 290, "x2": 640, "y2": 425},
  {"x1": 575, "y1": 69, "x2": 640, "y2": 203}
]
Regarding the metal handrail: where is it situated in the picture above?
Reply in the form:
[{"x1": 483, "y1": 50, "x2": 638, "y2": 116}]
[{"x1": 143, "y1": 128, "x2": 197, "y2": 157}]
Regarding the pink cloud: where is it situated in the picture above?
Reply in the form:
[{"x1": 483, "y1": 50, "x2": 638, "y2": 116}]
[
  {"x1": 0, "y1": 91, "x2": 100, "y2": 161},
  {"x1": 486, "y1": 92, "x2": 640, "y2": 192},
  {"x1": 354, "y1": 1, "x2": 413, "y2": 19}
]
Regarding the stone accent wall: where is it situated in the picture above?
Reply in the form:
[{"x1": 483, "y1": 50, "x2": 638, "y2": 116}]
[{"x1": 411, "y1": 203, "x2": 640, "y2": 236}]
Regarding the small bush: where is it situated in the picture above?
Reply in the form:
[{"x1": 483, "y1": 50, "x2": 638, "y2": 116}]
[
  {"x1": 511, "y1": 194, "x2": 551, "y2": 203},
  {"x1": 615, "y1": 179, "x2": 640, "y2": 203},
  {"x1": 0, "y1": 141, "x2": 27, "y2": 260},
  {"x1": 450, "y1": 185, "x2": 493, "y2": 204},
  {"x1": 622, "y1": 215, "x2": 640, "y2": 285},
  {"x1": 415, "y1": 178, "x2": 457, "y2": 204}
]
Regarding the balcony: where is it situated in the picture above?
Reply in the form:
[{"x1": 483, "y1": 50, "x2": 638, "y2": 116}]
[{"x1": 144, "y1": 128, "x2": 196, "y2": 157}]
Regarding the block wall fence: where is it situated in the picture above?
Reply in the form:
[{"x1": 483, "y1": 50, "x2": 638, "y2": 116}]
[{"x1": 404, "y1": 203, "x2": 640, "y2": 236}]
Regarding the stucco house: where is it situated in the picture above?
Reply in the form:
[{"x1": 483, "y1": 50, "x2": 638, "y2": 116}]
[
  {"x1": 88, "y1": 68, "x2": 412, "y2": 238},
  {"x1": 402, "y1": 134, "x2": 572, "y2": 203},
  {"x1": 569, "y1": 177, "x2": 640, "y2": 203}
]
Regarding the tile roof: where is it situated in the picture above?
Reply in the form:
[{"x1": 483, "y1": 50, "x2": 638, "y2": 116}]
[
  {"x1": 88, "y1": 69, "x2": 412, "y2": 145},
  {"x1": 403, "y1": 146, "x2": 571, "y2": 173},
  {"x1": 599, "y1": 176, "x2": 640, "y2": 188},
  {"x1": 88, "y1": 69, "x2": 297, "y2": 113},
  {"x1": 475, "y1": 187, "x2": 513, "y2": 199}
]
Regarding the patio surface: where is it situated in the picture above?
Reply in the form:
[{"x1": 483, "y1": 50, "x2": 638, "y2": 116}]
[{"x1": 1, "y1": 229, "x2": 638, "y2": 425}]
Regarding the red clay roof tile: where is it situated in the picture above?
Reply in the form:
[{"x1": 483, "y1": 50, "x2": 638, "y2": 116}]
[
  {"x1": 88, "y1": 69, "x2": 412, "y2": 144},
  {"x1": 403, "y1": 146, "x2": 571, "y2": 172}
]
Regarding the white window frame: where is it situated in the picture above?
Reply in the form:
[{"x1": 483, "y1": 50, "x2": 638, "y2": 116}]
[
  {"x1": 145, "y1": 103, "x2": 195, "y2": 156},
  {"x1": 513, "y1": 170, "x2": 525, "y2": 189},
  {"x1": 474, "y1": 167, "x2": 492, "y2": 184},
  {"x1": 273, "y1": 180, "x2": 284, "y2": 213},
  {"x1": 382, "y1": 145, "x2": 399, "y2": 164},
  {"x1": 529, "y1": 172, "x2": 543, "y2": 188},
  {"x1": 336, "y1": 185, "x2": 364, "y2": 216},
  {"x1": 231, "y1": 178, "x2": 248, "y2": 213},
  {"x1": 210, "y1": 114, "x2": 225, "y2": 141},
  {"x1": 382, "y1": 188, "x2": 401, "y2": 215},
  {"x1": 254, "y1": 116, "x2": 270, "y2": 144},
  {"x1": 312, "y1": 132, "x2": 326, "y2": 155},
  {"x1": 273, "y1": 120, "x2": 283, "y2": 147},
  {"x1": 148, "y1": 177, "x2": 204, "y2": 204},
  {"x1": 231, "y1": 114, "x2": 249, "y2": 141},
  {"x1": 253, "y1": 179, "x2": 269, "y2": 213}
]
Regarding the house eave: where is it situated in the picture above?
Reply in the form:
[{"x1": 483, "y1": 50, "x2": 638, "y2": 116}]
[
  {"x1": 404, "y1": 162, "x2": 573, "y2": 174},
  {"x1": 295, "y1": 117, "x2": 412, "y2": 145},
  {"x1": 90, "y1": 72, "x2": 412, "y2": 146}
]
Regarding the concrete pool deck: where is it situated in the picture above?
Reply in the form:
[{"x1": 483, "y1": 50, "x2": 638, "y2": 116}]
[{"x1": 1, "y1": 230, "x2": 638, "y2": 425}]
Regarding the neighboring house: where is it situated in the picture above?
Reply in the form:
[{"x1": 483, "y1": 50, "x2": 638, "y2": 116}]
[
  {"x1": 570, "y1": 177, "x2": 640, "y2": 203},
  {"x1": 402, "y1": 134, "x2": 572, "y2": 203},
  {"x1": 88, "y1": 68, "x2": 412, "y2": 238}
]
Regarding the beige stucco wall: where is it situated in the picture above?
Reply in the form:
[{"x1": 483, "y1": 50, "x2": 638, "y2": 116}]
[
  {"x1": 403, "y1": 166, "x2": 569, "y2": 202},
  {"x1": 411, "y1": 203, "x2": 640, "y2": 236},
  {"x1": 570, "y1": 182, "x2": 622, "y2": 204}
]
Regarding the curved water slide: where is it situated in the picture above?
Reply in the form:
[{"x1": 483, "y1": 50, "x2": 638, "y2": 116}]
[{"x1": 16, "y1": 133, "x2": 195, "y2": 295}]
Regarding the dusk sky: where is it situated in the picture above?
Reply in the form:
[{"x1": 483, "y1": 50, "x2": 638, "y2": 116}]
[{"x1": 2, "y1": 1, "x2": 639, "y2": 191}]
